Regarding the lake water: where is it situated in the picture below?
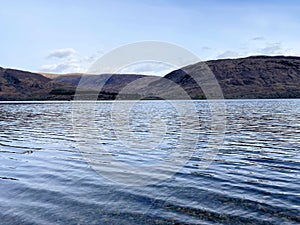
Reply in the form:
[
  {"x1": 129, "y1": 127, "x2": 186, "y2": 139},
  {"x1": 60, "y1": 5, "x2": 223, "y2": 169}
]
[{"x1": 0, "y1": 99, "x2": 299, "y2": 224}]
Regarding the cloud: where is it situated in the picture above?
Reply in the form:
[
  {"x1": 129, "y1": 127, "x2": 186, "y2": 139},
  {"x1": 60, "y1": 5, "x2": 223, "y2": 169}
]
[
  {"x1": 40, "y1": 61, "x2": 81, "y2": 73},
  {"x1": 41, "y1": 48, "x2": 105, "y2": 73},
  {"x1": 41, "y1": 48, "x2": 85, "y2": 73},
  {"x1": 214, "y1": 41, "x2": 286, "y2": 60},
  {"x1": 252, "y1": 36, "x2": 265, "y2": 41},
  {"x1": 82, "y1": 50, "x2": 105, "y2": 64},
  {"x1": 259, "y1": 43, "x2": 282, "y2": 54},
  {"x1": 217, "y1": 51, "x2": 240, "y2": 59},
  {"x1": 47, "y1": 48, "x2": 77, "y2": 59},
  {"x1": 118, "y1": 62, "x2": 175, "y2": 76},
  {"x1": 201, "y1": 46, "x2": 211, "y2": 51}
]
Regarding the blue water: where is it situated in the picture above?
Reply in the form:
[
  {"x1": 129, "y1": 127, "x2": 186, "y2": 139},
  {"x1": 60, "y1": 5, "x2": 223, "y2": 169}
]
[{"x1": 0, "y1": 99, "x2": 299, "y2": 224}]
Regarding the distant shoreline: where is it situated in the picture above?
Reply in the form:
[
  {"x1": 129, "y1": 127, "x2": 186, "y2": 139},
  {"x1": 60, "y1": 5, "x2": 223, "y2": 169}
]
[
  {"x1": 1, "y1": 55, "x2": 300, "y2": 100},
  {"x1": 1, "y1": 98, "x2": 300, "y2": 104}
]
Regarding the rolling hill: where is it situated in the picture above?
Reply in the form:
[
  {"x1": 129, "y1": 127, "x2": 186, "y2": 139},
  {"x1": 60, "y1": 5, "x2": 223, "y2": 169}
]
[
  {"x1": 0, "y1": 67, "x2": 74, "y2": 100},
  {"x1": 1, "y1": 55, "x2": 300, "y2": 100}
]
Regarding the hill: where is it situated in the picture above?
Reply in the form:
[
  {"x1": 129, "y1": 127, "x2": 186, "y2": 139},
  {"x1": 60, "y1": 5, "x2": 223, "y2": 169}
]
[
  {"x1": 1, "y1": 55, "x2": 300, "y2": 100},
  {"x1": 157, "y1": 55, "x2": 300, "y2": 99},
  {"x1": 0, "y1": 67, "x2": 74, "y2": 100},
  {"x1": 201, "y1": 55, "x2": 300, "y2": 98}
]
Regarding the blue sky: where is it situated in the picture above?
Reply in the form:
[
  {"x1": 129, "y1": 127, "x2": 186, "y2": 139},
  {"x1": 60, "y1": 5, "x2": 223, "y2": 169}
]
[{"x1": 1, "y1": 0, "x2": 300, "y2": 74}]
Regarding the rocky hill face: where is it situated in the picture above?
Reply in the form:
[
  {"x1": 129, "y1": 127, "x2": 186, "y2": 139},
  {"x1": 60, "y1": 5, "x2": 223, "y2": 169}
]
[
  {"x1": 0, "y1": 67, "x2": 74, "y2": 100},
  {"x1": 0, "y1": 67, "x2": 157, "y2": 100},
  {"x1": 52, "y1": 74, "x2": 158, "y2": 100},
  {"x1": 53, "y1": 74, "x2": 157, "y2": 93},
  {"x1": 107, "y1": 55, "x2": 300, "y2": 99},
  {"x1": 206, "y1": 55, "x2": 300, "y2": 98},
  {"x1": 138, "y1": 56, "x2": 300, "y2": 99},
  {"x1": 1, "y1": 55, "x2": 300, "y2": 100}
]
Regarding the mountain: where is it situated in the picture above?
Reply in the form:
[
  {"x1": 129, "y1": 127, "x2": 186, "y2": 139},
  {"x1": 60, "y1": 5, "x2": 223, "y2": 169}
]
[
  {"x1": 52, "y1": 74, "x2": 158, "y2": 100},
  {"x1": 1, "y1": 55, "x2": 300, "y2": 100},
  {"x1": 0, "y1": 67, "x2": 75, "y2": 100},
  {"x1": 210, "y1": 56, "x2": 300, "y2": 98},
  {"x1": 163, "y1": 55, "x2": 300, "y2": 99},
  {"x1": 53, "y1": 74, "x2": 157, "y2": 92}
]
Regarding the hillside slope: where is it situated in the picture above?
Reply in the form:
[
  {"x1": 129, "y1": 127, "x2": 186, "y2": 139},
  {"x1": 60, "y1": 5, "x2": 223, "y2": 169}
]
[
  {"x1": 161, "y1": 56, "x2": 300, "y2": 99},
  {"x1": 0, "y1": 67, "x2": 74, "y2": 100},
  {"x1": 1, "y1": 55, "x2": 300, "y2": 100}
]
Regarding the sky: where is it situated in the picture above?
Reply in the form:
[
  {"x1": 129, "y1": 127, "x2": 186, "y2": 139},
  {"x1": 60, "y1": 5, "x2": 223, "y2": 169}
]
[{"x1": 1, "y1": 0, "x2": 300, "y2": 75}]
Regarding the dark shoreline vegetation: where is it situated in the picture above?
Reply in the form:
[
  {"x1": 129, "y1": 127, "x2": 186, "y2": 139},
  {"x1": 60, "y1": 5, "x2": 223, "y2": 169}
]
[{"x1": 1, "y1": 55, "x2": 300, "y2": 101}]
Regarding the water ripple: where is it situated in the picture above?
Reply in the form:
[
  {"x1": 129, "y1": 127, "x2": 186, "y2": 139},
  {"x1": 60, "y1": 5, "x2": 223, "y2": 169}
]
[{"x1": 0, "y1": 99, "x2": 299, "y2": 224}]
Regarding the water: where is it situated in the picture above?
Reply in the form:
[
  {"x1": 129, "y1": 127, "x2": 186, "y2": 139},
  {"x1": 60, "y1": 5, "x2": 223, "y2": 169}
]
[{"x1": 0, "y1": 99, "x2": 299, "y2": 224}]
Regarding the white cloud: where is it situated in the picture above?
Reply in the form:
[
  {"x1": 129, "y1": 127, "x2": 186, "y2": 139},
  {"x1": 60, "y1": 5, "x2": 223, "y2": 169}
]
[
  {"x1": 214, "y1": 40, "x2": 288, "y2": 60},
  {"x1": 117, "y1": 62, "x2": 176, "y2": 76},
  {"x1": 40, "y1": 62, "x2": 81, "y2": 73},
  {"x1": 201, "y1": 46, "x2": 211, "y2": 51},
  {"x1": 82, "y1": 50, "x2": 105, "y2": 64},
  {"x1": 41, "y1": 48, "x2": 89, "y2": 73},
  {"x1": 259, "y1": 42, "x2": 282, "y2": 54},
  {"x1": 217, "y1": 50, "x2": 240, "y2": 59},
  {"x1": 41, "y1": 48, "x2": 176, "y2": 75},
  {"x1": 252, "y1": 36, "x2": 265, "y2": 41},
  {"x1": 47, "y1": 48, "x2": 77, "y2": 59},
  {"x1": 41, "y1": 48, "x2": 106, "y2": 74}
]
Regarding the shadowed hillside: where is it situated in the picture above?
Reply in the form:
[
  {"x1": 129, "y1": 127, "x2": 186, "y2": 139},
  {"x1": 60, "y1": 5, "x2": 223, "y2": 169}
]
[
  {"x1": 0, "y1": 67, "x2": 75, "y2": 100},
  {"x1": 1, "y1": 55, "x2": 300, "y2": 100},
  {"x1": 158, "y1": 55, "x2": 300, "y2": 99},
  {"x1": 205, "y1": 56, "x2": 300, "y2": 98}
]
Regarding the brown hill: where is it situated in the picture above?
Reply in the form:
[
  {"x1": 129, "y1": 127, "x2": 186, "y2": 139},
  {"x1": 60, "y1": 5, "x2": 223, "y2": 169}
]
[
  {"x1": 209, "y1": 55, "x2": 300, "y2": 98},
  {"x1": 0, "y1": 67, "x2": 74, "y2": 100},
  {"x1": 1, "y1": 55, "x2": 300, "y2": 100},
  {"x1": 160, "y1": 55, "x2": 300, "y2": 99}
]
